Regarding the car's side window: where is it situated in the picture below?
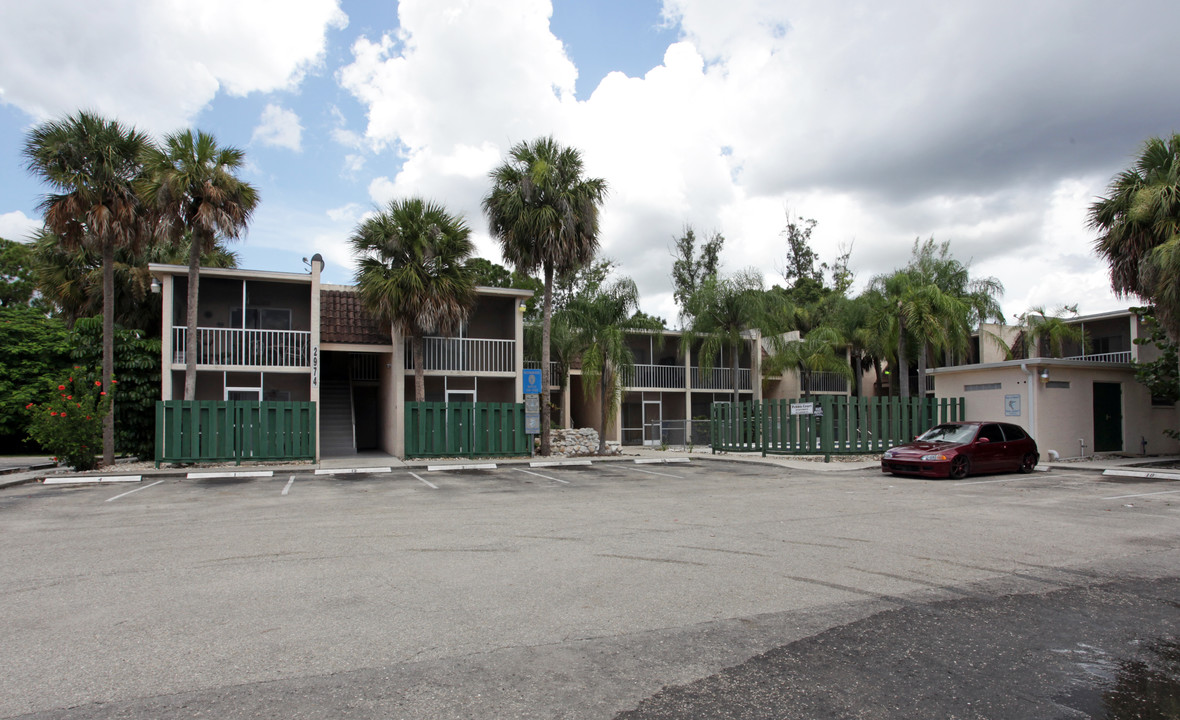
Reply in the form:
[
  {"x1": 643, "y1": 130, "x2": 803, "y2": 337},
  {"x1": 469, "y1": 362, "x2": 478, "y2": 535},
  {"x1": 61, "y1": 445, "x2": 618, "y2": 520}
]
[
  {"x1": 979, "y1": 424, "x2": 1005, "y2": 443},
  {"x1": 999, "y1": 424, "x2": 1026, "y2": 441}
]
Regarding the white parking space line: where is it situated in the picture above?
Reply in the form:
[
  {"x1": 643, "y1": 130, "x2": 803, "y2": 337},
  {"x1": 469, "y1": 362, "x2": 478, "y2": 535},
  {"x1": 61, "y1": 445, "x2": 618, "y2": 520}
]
[
  {"x1": 282, "y1": 476, "x2": 294, "y2": 496},
  {"x1": 408, "y1": 472, "x2": 438, "y2": 489},
  {"x1": 519, "y1": 468, "x2": 569, "y2": 484},
  {"x1": 1103, "y1": 489, "x2": 1180, "y2": 500},
  {"x1": 187, "y1": 470, "x2": 274, "y2": 479},
  {"x1": 958, "y1": 476, "x2": 1029, "y2": 485},
  {"x1": 629, "y1": 467, "x2": 683, "y2": 479},
  {"x1": 105, "y1": 479, "x2": 165, "y2": 502}
]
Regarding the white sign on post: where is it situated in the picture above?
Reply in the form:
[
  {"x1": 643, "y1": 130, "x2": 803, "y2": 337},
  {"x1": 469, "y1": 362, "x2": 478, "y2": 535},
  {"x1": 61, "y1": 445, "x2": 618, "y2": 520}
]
[{"x1": 790, "y1": 402, "x2": 814, "y2": 416}]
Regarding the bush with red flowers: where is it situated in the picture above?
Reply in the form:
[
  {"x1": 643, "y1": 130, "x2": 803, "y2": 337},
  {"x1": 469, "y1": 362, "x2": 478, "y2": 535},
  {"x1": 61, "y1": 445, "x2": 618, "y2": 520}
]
[{"x1": 25, "y1": 369, "x2": 110, "y2": 471}]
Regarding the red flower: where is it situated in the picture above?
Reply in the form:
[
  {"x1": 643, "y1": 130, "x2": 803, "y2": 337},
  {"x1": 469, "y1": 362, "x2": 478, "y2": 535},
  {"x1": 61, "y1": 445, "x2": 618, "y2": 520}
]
[
  {"x1": 68, "y1": 377, "x2": 73, "y2": 382},
  {"x1": 25, "y1": 403, "x2": 33, "y2": 409},
  {"x1": 95, "y1": 381, "x2": 102, "y2": 387},
  {"x1": 58, "y1": 385, "x2": 65, "y2": 390},
  {"x1": 67, "y1": 395, "x2": 73, "y2": 400},
  {"x1": 86, "y1": 416, "x2": 91, "y2": 420},
  {"x1": 60, "y1": 412, "x2": 67, "y2": 418},
  {"x1": 100, "y1": 391, "x2": 107, "y2": 396},
  {"x1": 112, "y1": 380, "x2": 118, "y2": 384},
  {"x1": 76, "y1": 403, "x2": 81, "y2": 408},
  {"x1": 50, "y1": 412, "x2": 57, "y2": 416}
]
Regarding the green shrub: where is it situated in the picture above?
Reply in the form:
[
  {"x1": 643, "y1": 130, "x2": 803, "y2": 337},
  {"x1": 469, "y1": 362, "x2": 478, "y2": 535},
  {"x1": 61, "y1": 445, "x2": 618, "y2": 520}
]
[
  {"x1": 26, "y1": 369, "x2": 110, "y2": 471},
  {"x1": 69, "y1": 318, "x2": 160, "y2": 459}
]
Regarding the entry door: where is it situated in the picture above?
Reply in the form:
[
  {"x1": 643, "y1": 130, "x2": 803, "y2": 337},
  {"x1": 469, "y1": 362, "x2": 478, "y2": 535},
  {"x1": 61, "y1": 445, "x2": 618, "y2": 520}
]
[
  {"x1": 1093, "y1": 382, "x2": 1123, "y2": 452},
  {"x1": 643, "y1": 400, "x2": 662, "y2": 446}
]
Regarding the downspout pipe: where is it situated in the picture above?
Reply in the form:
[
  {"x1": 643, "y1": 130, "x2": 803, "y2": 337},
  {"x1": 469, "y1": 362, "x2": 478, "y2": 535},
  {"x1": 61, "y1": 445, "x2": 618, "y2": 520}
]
[{"x1": 1020, "y1": 362, "x2": 1037, "y2": 440}]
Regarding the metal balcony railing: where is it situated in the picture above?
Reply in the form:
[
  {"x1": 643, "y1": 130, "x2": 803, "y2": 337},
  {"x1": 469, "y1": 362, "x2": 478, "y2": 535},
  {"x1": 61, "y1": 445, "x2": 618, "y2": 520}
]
[
  {"x1": 406, "y1": 337, "x2": 515, "y2": 373},
  {"x1": 803, "y1": 371, "x2": 849, "y2": 394},
  {"x1": 624, "y1": 364, "x2": 686, "y2": 388},
  {"x1": 172, "y1": 327, "x2": 311, "y2": 368},
  {"x1": 524, "y1": 360, "x2": 562, "y2": 384},
  {"x1": 1063, "y1": 351, "x2": 1132, "y2": 363},
  {"x1": 691, "y1": 367, "x2": 752, "y2": 390}
]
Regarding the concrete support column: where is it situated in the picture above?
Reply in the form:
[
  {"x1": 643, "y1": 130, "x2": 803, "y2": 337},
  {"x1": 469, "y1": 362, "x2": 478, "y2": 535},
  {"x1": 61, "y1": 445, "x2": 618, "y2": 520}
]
[
  {"x1": 160, "y1": 274, "x2": 175, "y2": 400},
  {"x1": 515, "y1": 299, "x2": 525, "y2": 402},
  {"x1": 310, "y1": 257, "x2": 323, "y2": 461},
  {"x1": 392, "y1": 327, "x2": 407, "y2": 458}
]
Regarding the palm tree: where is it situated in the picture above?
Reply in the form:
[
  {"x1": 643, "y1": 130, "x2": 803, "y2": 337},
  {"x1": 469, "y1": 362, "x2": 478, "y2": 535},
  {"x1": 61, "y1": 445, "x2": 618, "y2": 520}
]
[
  {"x1": 565, "y1": 278, "x2": 660, "y2": 454},
  {"x1": 32, "y1": 228, "x2": 237, "y2": 333},
  {"x1": 24, "y1": 111, "x2": 151, "y2": 466},
  {"x1": 1003, "y1": 306, "x2": 1085, "y2": 359},
  {"x1": 482, "y1": 136, "x2": 608, "y2": 455},
  {"x1": 869, "y1": 239, "x2": 1003, "y2": 396},
  {"x1": 350, "y1": 198, "x2": 476, "y2": 402},
  {"x1": 139, "y1": 129, "x2": 258, "y2": 401},
  {"x1": 768, "y1": 325, "x2": 853, "y2": 399},
  {"x1": 1091, "y1": 133, "x2": 1180, "y2": 382},
  {"x1": 684, "y1": 270, "x2": 766, "y2": 407}
]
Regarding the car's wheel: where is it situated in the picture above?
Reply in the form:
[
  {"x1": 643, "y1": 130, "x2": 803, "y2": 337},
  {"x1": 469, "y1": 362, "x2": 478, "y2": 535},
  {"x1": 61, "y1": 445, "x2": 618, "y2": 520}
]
[
  {"x1": 1019, "y1": 452, "x2": 1038, "y2": 473},
  {"x1": 949, "y1": 456, "x2": 970, "y2": 479}
]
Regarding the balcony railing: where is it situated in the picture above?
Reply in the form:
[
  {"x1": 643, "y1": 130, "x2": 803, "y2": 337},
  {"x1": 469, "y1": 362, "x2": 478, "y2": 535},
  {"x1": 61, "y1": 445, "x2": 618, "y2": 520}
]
[
  {"x1": 803, "y1": 371, "x2": 849, "y2": 394},
  {"x1": 625, "y1": 364, "x2": 686, "y2": 388},
  {"x1": 691, "y1": 367, "x2": 752, "y2": 390},
  {"x1": 172, "y1": 327, "x2": 311, "y2": 368},
  {"x1": 406, "y1": 337, "x2": 515, "y2": 373},
  {"x1": 1063, "y1": 351, "x2": 1132, "y2": 364},
  {"x1": 524, "y1": 360, "x2": 562, "y2": 385}
]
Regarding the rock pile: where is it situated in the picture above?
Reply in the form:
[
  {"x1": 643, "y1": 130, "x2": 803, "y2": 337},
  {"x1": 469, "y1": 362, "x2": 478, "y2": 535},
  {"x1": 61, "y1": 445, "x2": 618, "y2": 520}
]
[{"x1": 548, "y1": 427, "x2": 619, "y2": 456}]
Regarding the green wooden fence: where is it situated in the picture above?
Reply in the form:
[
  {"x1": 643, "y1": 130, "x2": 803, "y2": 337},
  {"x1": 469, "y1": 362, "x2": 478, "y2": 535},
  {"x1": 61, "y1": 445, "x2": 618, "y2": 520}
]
[
  {"x1": 155, "y1": 401, "x2": 316, "y2": 466},
  {"x1": 711, "y1": 396, "x2": 965, "y2": 456},
  {"x1": 405, "y1": 401, "x2": 530, "y2": 459}
]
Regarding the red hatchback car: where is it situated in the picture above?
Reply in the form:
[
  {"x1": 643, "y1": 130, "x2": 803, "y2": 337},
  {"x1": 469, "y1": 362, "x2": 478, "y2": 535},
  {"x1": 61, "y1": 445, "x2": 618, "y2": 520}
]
[{"x1": 881, "y1": 421, "x2": 1039, "y2": 479}]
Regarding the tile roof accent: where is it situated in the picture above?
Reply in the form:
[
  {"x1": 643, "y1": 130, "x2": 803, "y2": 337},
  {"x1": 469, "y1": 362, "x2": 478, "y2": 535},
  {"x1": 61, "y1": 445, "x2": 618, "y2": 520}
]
[{"x1": 320, "y1": 290, "x2": 391, "y2": 345}]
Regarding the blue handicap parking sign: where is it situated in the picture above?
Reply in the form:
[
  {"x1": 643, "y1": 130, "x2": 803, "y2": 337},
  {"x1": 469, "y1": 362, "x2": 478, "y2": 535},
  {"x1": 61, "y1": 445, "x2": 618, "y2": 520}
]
[{"x1": 522, "y1": 369, "x2": 543, "y2": 395}]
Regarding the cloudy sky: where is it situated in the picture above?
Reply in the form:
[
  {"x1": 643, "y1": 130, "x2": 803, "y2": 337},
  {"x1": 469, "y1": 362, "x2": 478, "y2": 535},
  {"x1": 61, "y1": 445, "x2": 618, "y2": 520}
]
[{"x1": 1, "y1": 0, "x2": 1177, "y2": 326}]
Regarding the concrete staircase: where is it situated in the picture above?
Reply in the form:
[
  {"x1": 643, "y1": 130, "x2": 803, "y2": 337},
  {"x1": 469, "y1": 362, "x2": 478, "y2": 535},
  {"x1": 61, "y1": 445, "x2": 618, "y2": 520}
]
[{"x1": 319, "y1": 381, "x2": 356, "y2": 457}]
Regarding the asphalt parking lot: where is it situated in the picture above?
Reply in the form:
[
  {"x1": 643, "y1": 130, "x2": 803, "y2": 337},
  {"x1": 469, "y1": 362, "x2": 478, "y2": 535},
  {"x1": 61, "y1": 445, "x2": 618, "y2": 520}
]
[{"x1": 2, "y1": 460, "x2": 1178, "y2": 719}]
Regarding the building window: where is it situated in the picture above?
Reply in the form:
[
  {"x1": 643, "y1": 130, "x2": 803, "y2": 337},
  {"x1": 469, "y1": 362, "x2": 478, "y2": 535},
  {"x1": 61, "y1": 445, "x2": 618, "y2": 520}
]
[
  {"x1": 1046, "y1": 381, "x2": 1070, "y2": 389},
  {"x1": 964, "y1": 382, "x2": 1002, "y2": 392}
]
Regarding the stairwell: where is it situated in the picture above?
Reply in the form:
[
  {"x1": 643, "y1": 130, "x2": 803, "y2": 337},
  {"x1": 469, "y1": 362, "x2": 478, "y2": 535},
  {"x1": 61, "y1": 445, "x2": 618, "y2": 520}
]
[{"x1": 319, "y1": 381, "x2": 356, "y2": 457}]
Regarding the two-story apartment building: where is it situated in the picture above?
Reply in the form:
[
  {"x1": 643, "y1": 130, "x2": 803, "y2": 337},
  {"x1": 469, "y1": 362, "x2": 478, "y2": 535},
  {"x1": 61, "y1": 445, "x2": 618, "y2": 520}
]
[
  {"x1": 150, "y1": 256, "x2": 533, "y2": 459},
  {"x1": 539, "y1": 329, "x2": 761, "y2": 447},
  {"x1": 928, "y1": 309, "x2": 1180, "y2": 458}
]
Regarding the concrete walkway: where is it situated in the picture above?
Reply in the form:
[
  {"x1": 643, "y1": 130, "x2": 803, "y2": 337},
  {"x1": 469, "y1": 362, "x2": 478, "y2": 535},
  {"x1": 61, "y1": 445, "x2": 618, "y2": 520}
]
[{"x1": 4, "y1": 446, "x2": 1177, "y2": 488}]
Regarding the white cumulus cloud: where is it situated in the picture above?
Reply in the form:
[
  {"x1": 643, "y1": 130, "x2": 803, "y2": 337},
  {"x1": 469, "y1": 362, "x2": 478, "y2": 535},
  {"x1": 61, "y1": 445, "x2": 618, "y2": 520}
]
[
  {"x1": 0, "y1": 0, "x2": 348, "y2": 131},
  {"x1": 252, "y1": 104, "x2": 304, "y2": 151}
]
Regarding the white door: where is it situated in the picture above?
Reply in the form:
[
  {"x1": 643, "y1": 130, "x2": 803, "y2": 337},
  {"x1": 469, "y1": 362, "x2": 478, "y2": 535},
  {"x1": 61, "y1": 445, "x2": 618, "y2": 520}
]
[{"x1": 643, "y1": 400, "x2": 662, "y2": 446}]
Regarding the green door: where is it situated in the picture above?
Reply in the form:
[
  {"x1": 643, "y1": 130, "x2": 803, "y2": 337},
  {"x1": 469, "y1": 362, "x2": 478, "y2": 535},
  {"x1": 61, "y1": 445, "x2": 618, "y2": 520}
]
[{"x1": 1092, "y1": 382, "x2": 1123, "y2": 452}]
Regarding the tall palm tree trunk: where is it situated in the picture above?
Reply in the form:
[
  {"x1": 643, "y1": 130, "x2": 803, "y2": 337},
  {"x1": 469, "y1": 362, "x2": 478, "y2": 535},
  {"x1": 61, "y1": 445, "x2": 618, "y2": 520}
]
[
  {"x1": 917, "y1": 342, "x2": 928, "y2": 397},
  {"x1": 413, "y1": 337, "x2": 426, "y2": 403},
  {"x1": 184, "y1": 235, "x2": 202, "y2": 401},
  {"x1": 540, "y1": 262, "x2": 554, "y2": 456},
  {"x1": 102, "y1": 241, "x2": 116, "y2": 467},
  {"x1": 598, "y1": 366, "x2": 608, "y2": 455},
  {"x1": 897, "y1": 319, "x2": 910, "y2": 398}
]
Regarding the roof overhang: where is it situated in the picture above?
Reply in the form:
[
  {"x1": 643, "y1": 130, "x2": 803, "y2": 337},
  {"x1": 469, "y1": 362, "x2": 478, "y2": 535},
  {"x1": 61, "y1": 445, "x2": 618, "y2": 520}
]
[{"x1": 148, "y1": 263, "x2": 312, "y2": 284}]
